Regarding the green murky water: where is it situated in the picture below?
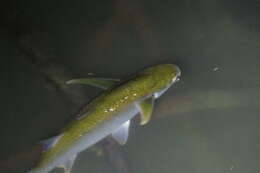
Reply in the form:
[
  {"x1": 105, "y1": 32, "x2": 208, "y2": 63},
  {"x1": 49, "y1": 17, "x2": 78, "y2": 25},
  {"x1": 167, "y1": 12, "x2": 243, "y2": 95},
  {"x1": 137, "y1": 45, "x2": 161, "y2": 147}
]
[{"x1": 0, "y1": 0, "x2": 259, "y2": 173}]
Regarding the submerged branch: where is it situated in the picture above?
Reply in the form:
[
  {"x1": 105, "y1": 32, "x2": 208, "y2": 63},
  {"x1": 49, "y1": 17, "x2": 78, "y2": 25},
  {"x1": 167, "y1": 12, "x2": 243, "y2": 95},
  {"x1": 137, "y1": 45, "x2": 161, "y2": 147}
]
[{"x1": 155, "y1": 88, "x2": 260, "y2": 120}]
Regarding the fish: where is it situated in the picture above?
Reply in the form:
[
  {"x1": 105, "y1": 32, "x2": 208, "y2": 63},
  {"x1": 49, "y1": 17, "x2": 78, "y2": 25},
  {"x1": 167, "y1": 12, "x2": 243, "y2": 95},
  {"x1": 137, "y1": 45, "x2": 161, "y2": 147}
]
[{"x1": 29, "y1": 64, "x2": 181, "y2": 173}]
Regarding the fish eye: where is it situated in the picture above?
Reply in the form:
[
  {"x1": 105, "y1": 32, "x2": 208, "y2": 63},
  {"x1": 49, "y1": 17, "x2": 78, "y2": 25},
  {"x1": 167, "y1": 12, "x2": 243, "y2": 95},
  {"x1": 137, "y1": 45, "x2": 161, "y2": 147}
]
[
  {"x1": 172, "y1": 72, "x2": 181, "y2": 83},
  {"x1": 176, "y1": 76, "x2": 180, "y2": 82}
]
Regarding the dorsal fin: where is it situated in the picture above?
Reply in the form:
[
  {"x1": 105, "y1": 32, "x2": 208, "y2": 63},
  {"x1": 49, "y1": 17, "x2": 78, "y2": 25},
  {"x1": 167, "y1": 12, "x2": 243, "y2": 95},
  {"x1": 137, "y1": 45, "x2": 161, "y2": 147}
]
[
  {"x1": 66, "y1": 77, "x2": 120, "y2": 89},
  {"x1": 40, "y1": 135, "x2": 62, "y2": 151}
]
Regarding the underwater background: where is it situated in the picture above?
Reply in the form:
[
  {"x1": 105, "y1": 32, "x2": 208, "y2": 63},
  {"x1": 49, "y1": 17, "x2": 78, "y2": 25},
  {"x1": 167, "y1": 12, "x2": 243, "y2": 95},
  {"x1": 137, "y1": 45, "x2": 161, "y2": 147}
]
[{"x1": 0, "y1": 0, "x2": 259, "y2": 173}]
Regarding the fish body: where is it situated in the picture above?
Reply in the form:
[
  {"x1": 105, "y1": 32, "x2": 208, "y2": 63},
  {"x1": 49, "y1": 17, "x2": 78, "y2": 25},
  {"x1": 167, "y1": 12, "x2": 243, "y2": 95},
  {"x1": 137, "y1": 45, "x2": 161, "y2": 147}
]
[{"x1": 29, "y1": 64, "x2": 181, "y2": 173}]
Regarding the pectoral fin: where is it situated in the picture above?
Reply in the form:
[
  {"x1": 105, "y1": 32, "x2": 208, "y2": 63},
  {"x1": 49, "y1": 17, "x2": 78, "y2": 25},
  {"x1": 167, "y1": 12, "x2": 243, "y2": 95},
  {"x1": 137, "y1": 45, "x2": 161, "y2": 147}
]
[
  {"x1": 136, "y1": 97, "x2": 155, "y2": 125},
  {"x1": 58, "y1": 155, "x2": 77, "y2": 173},
  {"x1": 112, "y1": 120, "x2": 130, "y2": 145},
  {"x1": 66, "y1": 77, "x2": 120, "y2": 89}
]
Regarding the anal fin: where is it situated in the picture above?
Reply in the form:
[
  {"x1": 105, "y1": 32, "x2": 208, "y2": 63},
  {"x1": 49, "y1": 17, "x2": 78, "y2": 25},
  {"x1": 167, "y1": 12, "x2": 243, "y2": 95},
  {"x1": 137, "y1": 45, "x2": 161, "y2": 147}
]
[
  {"x1": 57, "y1": 155, "x2": 77, "y2": 173},
  {"x1": 111, "y1": 120, "x2": 130, "y2": 145}
]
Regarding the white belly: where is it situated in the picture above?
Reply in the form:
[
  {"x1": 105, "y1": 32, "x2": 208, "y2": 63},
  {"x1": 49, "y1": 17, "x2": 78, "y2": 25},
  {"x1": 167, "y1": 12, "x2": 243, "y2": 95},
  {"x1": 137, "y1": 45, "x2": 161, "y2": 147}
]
[
  {"x1": 37, "y1": 104, "x2": 139, "y2": 173},
  {"x1": 70, "y1": 103, "x2": 139, "y2": 154}
]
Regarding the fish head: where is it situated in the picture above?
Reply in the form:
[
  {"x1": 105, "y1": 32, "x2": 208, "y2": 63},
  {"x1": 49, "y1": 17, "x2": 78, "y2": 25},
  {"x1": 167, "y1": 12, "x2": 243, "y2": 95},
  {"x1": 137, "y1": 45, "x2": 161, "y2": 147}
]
[{"x1": 139, "y1": 64, "x2": 181, "y2": 98}]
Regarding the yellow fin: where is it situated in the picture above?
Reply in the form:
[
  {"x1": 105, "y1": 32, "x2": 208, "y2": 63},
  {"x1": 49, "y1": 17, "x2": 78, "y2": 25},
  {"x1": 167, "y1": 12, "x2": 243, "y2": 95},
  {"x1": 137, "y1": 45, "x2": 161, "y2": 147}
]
[{"x1": 136, "y1": 97, "x2": 154, "y2": 125}]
